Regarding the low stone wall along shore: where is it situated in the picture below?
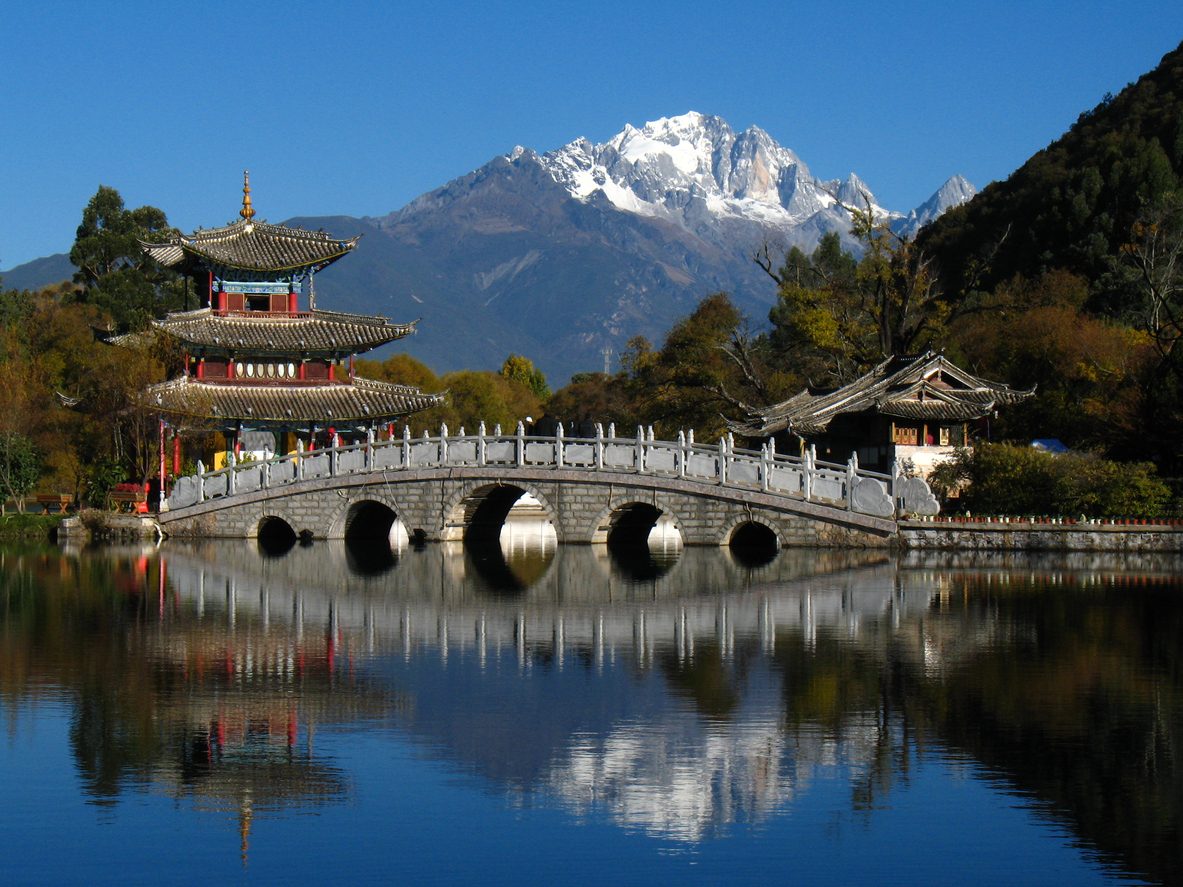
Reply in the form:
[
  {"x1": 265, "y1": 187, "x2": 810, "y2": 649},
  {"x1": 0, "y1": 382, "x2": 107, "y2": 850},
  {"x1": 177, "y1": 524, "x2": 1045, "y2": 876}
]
[{"x1": 900, "y1": 519, "x2": 1183, "y2": 551}]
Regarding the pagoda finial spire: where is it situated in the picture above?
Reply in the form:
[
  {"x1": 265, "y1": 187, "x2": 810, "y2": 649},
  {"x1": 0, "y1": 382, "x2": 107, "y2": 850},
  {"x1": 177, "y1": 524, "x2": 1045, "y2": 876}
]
[{"x1": 240, "y1": 171, "x2": 255, "y2": 221}]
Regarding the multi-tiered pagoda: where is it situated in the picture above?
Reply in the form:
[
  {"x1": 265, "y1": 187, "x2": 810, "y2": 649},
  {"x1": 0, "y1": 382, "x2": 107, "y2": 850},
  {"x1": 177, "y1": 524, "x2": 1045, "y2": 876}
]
[{"x1": 140, "y1": 174, "x2": 443, "y2": 470}]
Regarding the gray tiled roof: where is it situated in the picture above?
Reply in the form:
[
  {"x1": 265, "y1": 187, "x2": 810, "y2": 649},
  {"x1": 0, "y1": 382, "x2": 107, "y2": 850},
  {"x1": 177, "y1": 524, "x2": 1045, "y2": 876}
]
[
  {"x1": 143, "y1": 218, "x2": 357, "y2": 274},
  {"x1": 729, "y1": 352, "x2": 1034, "y2": 438},
  {"x1": 152, "y1": 309, "x2": 418, "y2": 355},
  {"x1": 142, "y1": 376, "x2": 445, "y2": 425}
]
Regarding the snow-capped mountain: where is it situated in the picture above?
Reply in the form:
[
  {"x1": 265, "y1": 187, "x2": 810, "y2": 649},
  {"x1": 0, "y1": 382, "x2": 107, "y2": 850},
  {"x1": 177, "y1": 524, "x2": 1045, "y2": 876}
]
[
  {"x1": 891, "y1": 174, "x2": 977, "y2": 239},
  {"x1": 306, "y1": 113, "x2": 975, "y2": 383},
  {"x1": 532, "y1": 112, "x2": 970, "y2": 255}
]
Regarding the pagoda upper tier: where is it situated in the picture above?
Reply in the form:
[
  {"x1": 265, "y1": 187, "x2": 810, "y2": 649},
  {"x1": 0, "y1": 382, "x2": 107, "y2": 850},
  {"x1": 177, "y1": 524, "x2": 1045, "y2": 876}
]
[
  {"x1": 152, "y1": 308, "x2": 419, "y2": 358},
  {"x1": 144, "y1": 173, "x2": 356, "y2": 281},
  {"x1": 144, "y1": 219, "x2": 358, "y2": 279}
]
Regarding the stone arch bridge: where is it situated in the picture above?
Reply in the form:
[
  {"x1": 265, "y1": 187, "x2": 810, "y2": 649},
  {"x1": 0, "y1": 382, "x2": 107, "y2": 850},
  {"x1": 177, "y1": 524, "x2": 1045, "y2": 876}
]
[{"x1": 158, "y1": 425, "x2": 939, "y2": 548}]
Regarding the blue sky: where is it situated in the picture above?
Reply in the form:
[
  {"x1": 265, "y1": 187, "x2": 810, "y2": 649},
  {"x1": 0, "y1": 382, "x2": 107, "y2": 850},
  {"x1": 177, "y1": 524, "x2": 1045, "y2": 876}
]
[{"x1": 2, "y1": 0, "x2": 1182, "y2": 270}]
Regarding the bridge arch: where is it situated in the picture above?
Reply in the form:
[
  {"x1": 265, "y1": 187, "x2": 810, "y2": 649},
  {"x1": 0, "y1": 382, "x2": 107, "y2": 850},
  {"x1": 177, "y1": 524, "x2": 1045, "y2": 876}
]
[
  {"x1": 255, "y1": 514, "x2": 298, "y2": 555},
  {"x1": 440, "y1": 481, "x2": 563, "y2": 543},
  {"x1": 715, "y1": 512, "x2": 782, "y2": 548},
  {"x1": 325, "y1": 490, "x2": 406, "y2": 542},
  {"x1": 586, "y1": 493, "x2": 685, "y2": 546},
  {"x1": 720, "y1": 514, "x2": 782, "y2": 565}
]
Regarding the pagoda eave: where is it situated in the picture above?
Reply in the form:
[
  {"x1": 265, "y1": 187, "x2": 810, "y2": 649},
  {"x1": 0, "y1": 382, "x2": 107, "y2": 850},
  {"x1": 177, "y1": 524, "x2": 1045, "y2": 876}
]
[{"x1": 142, "y1": 377, "x2": 445, "y2": 427}]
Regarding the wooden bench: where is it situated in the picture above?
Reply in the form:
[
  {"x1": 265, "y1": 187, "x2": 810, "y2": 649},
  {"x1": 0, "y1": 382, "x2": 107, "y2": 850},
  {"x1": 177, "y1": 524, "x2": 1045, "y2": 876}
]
[
  {"x1": 35, "y1": 493, "x2": 73, "y2": 514},
  {"x1": 109, "y1": 490, "x2": 149, "y2": 514}
]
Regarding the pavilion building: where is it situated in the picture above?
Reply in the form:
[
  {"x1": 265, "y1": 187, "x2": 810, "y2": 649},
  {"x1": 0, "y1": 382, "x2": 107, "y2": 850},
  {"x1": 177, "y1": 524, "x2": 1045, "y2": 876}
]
[
  {"x1": 139, "y1": 173, "x2": 443, "y2": 471},
  {"x1": 728, "y1": 351, "x2": 1034, "y2": 477}
]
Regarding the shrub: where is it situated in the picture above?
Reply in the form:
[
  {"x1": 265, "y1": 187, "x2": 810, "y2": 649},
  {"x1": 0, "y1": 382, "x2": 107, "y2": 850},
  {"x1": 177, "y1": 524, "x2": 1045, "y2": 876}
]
[{"x1": 950, "y1": 443, "x2": 1170, "y2": 518}]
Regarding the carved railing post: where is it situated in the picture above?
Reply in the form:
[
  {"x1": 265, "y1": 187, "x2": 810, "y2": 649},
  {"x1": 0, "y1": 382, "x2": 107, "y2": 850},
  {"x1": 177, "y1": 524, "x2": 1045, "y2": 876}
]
[
  {"x1": 636, "y1": 426, "x2": 645, "y2": 473},
  {"x1": 804, "y1": 445, "x2": 814, "y2": 500},
  {"x1": 846, "y1": 451, "x2": 858, "y2": 510},
  {"x1": 196, "y1": 460, "x2": 206, "y2": 503},
  {"x1": 478, "y1": 421, "x2": 487, "y2": 466},
  {"x1": 718, "y1": 436, "x2": 728, "y2": 484},
  {"x1": 516, "y1": 421, "x2": 525, "y2": 467},
  {"x1": 678, "y1": 431, "x2": 687, "y2": 478},
  {"x1": 556, "y1": 421, "x2": 564, "y2": 469},
  {"x1": 440, "y1": 423, "x2": 449, "y2": 465},
  {"x1": 595, "y1": 423, "x2": 604, "y2": 470},
  {"x1": 330, "y1": 437, "x2": 339, "y2": 476},
  {"x1": 402, "y1": 425, "x2": 411, "y2": 470},
  {"x1": 761, "y1": 442, "x2": 771, "y2": 492},
  {"x1": 365, "y1": 428, "x2": 375, "y2": 472},
  {"x1": 227, "y1": 451, "x2": 237, "y2": 495}
]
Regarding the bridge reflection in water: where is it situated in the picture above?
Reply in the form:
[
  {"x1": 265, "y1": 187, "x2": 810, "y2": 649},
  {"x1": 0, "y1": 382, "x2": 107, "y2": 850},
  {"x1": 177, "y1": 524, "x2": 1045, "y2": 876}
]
[{"x1": 33, "y1": 537, "x2": 1183, "y2": 881}]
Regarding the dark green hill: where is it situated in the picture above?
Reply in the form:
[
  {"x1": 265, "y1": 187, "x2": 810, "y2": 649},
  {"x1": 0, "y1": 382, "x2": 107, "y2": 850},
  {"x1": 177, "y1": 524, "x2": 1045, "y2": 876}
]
[
  {"x1": 0, "y1": 253, "x2": 74, "y2": 292},
  {"x1": 920, "y1": 39, "x2": 1183, "y2": 299}
]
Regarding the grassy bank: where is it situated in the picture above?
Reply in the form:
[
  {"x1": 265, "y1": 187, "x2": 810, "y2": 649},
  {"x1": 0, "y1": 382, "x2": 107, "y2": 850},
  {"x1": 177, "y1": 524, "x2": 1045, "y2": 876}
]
[{"x1": 0, "y1": 513, "x2": 63, "y2": 540}]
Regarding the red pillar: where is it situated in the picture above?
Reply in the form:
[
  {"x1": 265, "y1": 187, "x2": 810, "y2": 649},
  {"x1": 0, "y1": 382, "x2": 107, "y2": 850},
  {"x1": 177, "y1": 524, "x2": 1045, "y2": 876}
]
[
  {"x1": 197, "y1": 358, "x2": 205, "y2": 380},
  {"x1": 288, "y1": 290, "x2": 298, "y2": 314},
  {"x1": 173, "y1": 432, "x2": 181, "y2": 475}
]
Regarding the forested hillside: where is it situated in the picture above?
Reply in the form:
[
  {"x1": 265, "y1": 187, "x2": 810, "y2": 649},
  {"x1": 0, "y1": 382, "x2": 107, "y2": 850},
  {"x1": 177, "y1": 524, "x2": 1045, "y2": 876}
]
[{"x1": 920, "y1": 40, "x2": 1183, "y2": 297}]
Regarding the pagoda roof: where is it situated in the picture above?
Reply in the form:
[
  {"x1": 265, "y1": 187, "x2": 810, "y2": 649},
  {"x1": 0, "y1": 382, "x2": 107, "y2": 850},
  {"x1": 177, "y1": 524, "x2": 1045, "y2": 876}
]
[
  {"x1": 152, "y1": 308, "x2": 418, "y2": 355},
  {"x1": 141, "y1": 376, "x2": 445, "y2": 426},
  {"x1": 143, "y1": 218, "x2": 358, "y2": 276},
  {"x1": 728, "y1": 352, "x2": 1035, "y2": 438}
]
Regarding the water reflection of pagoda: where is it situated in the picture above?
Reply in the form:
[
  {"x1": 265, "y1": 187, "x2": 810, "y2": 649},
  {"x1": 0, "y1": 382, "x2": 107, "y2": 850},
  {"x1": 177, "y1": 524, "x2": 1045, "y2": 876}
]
[{"x1": 140, "y1": 173, "x2": 444, "y2": 469}]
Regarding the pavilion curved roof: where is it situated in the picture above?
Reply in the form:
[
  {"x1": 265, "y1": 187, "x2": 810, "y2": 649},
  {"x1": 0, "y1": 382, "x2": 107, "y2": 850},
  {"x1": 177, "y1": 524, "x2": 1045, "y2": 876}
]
[
  {"x1": 151, "y1": 308, "x2": 418, "y2": 356},
  {"x1": 142, "y1": 218, "x2": 358, "y2": 276},
  {"x1": 728, "y1": 352, "x2": 1034, "y2": 438},
  {"x1": 141, "y1": 376, "x2": 445, "y2": 425}
]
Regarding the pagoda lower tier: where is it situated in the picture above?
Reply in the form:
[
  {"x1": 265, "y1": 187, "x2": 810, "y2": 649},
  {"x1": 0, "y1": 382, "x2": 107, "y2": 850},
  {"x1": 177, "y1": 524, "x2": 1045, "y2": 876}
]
[{"x1": 143, "y1": 376, "x2": 445, "y2": 429}]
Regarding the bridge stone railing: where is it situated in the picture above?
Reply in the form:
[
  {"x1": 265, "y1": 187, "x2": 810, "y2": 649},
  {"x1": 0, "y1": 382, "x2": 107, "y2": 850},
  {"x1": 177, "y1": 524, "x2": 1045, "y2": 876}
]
[{"x1": 166, "y1": 422, "x2": 940, "y2": 519}]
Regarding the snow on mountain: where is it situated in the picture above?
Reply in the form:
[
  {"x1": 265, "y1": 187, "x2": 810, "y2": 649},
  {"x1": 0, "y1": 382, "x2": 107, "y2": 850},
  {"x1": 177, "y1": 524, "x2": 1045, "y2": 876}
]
[
  {"x1": 536, "y1": 112, "x2": 969, "y2": 253},
  {"x1": 891, "y1": 174, "x2": 977, "y2": 239}
]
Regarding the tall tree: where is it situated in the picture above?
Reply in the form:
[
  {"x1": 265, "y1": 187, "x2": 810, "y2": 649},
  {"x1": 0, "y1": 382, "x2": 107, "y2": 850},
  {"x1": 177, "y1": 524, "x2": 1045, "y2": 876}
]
[
  {"x1": 760, "y1": 202, "x2": 957, "y2": 383},
  {"x1": 69, "y1": 186, "x2": 181, "y2": 330}
]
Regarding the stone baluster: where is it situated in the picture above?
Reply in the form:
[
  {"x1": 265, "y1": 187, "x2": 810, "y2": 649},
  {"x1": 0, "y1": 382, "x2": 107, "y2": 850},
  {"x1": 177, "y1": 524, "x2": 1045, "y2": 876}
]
[
  {"x1": 296, "y1": 441, "x2": 305, "y2": 481},
  {"x1": 761, "y1": 442, "x2": 771, "y2": 492},
  {"x1": 516, "y1": 421, "x2": 525, "y2": 467},
  {"x1": 678, "y1": 431, "x2": 687, "y2": 478},
  {"x1": 595, "y1": 423, "x2": 604, "y2": 470},
  {"x1": 366, "y1": 428, "x2": 375, "y2": 471},
  {"x1": 718, "y1": 436, "x2": 727, "y2": 484},
  {"x1": 402, "y1": 425, "x2": 412, "y2": 470},
  {"x1": 636, "y1": 426, "x2": 645, "y2": 473},
  {"x1": 846, "y1": 451, "x2": 858, "y2": 510},
  {"x1": 196, "y1": 460, "x2": 206, "y2": 503},
  {"x1": 478, "y1": 421, "x2": 487, "y2": 466},
  {"x1": 262, "y1": 457, "x2": 271, "y2": 489},
  {"x1": 440, "y1": 423, "x2": 449, "y2": 464},
  {"x1": 329, "y1": 437, "x2": 338, "y2": 476},
  {"x1": 804, "y1": 445, "x2": 815, "y2": 500},
  {"x1": 556, "y1": 421, "x2": 564, "y2": 469},
  {"x1": 607, "y1": 422, "x2": 616, "y2": 440},
  {"x1": 227, "y1": 451, "x2": 237, "y2": 495}
]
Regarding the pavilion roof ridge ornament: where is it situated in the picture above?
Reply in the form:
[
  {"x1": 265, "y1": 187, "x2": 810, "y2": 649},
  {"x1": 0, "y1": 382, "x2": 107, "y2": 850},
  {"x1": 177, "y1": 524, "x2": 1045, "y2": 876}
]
[{"x1": 240, "y1": 171, "x2": 256, "y2": 222}]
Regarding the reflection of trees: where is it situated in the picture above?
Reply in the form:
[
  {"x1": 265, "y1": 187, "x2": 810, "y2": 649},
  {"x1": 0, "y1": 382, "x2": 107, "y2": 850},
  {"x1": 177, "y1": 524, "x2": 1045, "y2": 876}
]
[
  {"x1": 897, "y1": 574, "x2": 1183, "y2": 885},
  {"x1": 0, "y1": 550, "x2": 399, "y2": 827}
]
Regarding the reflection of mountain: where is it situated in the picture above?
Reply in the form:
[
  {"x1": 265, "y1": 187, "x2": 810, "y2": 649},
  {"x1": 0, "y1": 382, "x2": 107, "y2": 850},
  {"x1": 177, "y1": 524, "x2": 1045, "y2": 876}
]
[{"x1": 4, "y1": 543, "x2": 1182, "y2": 881}]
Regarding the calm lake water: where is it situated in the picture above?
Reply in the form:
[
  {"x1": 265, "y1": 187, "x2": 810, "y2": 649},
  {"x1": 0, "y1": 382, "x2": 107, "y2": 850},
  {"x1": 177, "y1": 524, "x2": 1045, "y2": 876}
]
[{"x1": 1, "y1": 532, "x2": 1181, "y2": 886}]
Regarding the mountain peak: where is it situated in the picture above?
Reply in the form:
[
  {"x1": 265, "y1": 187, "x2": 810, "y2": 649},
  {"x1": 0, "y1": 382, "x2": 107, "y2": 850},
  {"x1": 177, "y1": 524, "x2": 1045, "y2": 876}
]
[{"x1": 531, "y1": 112, "x2": 966, "y2": 255}]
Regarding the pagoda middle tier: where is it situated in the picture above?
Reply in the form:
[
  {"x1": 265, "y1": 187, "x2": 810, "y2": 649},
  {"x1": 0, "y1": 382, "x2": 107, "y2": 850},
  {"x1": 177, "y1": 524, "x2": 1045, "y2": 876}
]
[{"x1": 154, "y1": 308, "x2": 420, "y2": 360}]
